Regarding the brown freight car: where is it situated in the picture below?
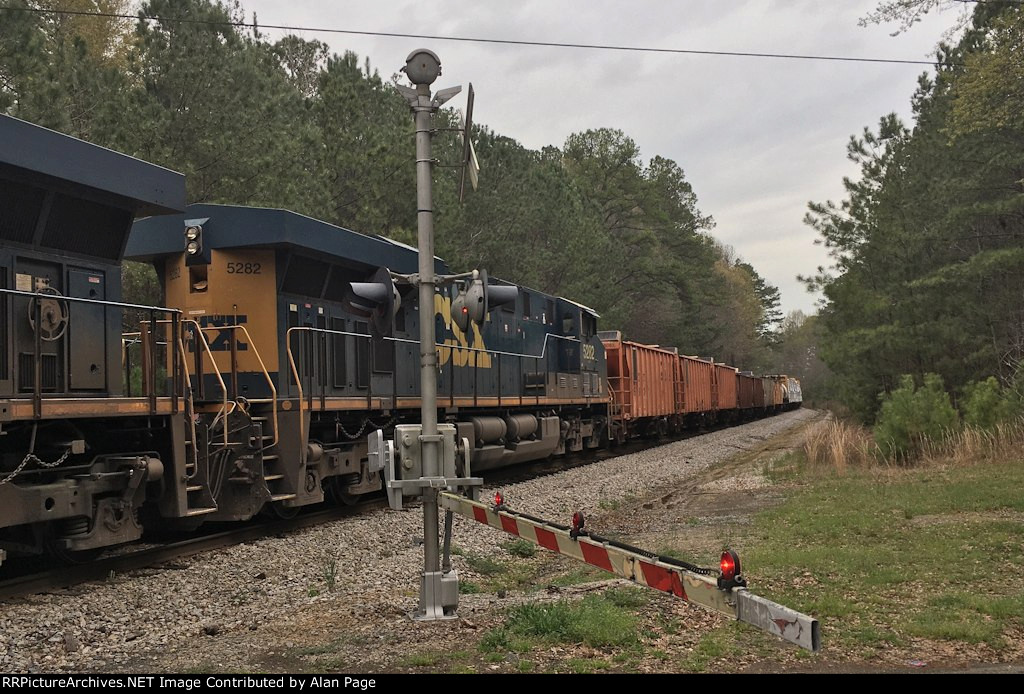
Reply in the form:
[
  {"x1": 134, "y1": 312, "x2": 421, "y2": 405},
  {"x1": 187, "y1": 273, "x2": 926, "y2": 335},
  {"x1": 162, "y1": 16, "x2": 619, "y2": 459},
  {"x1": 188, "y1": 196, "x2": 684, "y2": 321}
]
[
  {"x1": 737, "y1": 372, "x2": 756, "y2": 411},
  {"x1": 601, "y1": 333, "x2": 681, "y2": 435},
  {"x1": 752, "y1": 374, "x2": 765, "y2": 409},
  {"x1": 680, "y1": 355, "x2": 714, "y2": 416},
  {"x1": 762, "y1": 376, "x2": 784, "y2": 412},
  {"x1": 714, "y1": 363, "x2": 739, "y2": 414}
]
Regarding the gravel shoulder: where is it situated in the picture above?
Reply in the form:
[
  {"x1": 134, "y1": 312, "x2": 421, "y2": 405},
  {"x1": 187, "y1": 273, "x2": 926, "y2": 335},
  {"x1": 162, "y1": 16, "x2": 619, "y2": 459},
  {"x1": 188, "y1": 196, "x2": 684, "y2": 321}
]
[{"x1": 0, "y1": 409, "x2": 822, "y2": 673}]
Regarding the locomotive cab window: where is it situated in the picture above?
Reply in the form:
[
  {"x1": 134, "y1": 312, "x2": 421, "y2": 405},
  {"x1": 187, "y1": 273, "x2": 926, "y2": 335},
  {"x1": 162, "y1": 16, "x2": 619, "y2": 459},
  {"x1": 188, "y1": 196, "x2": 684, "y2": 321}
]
[{"x1": 582, "y1": 313, "x2": 596, "y2": 338}]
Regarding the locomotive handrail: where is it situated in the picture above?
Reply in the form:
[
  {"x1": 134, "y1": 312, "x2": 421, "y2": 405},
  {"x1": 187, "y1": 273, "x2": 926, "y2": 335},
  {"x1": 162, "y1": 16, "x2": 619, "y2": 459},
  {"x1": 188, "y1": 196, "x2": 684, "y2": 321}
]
[
  {"x1": 172, "y1": 325, "x2": 202, "y2": 481},
  {"x1": 121, "y1": 333, "x2": 171, "y2": 399},
  {"x1": 391, "y1": 330, "x2": 583, "y2": 361},
  {"x1": 181, "y1": 319, "x2": 230, "y2": 447},
  {"x1": 143, "y1": 318, "x2": 231, "y2": 433},
  {"x1": 285, "y1": 326, "x2": 585, "y2": 413},
  {"x1": 122, "y1": 334, "x2": 170, "y2": 345},
  {"x1": 0, "y1": 286, "x2": 183, "y2": 418},
  {"x1": 285, "y1": 327, "x2": 324, "y2": 427},
  {"x1": 194, "y1": 324, "x2": 279, "y2": 449},
  {"x1": 285, "y1": 325, "x2": 581, "y2": 363},
  {"x1": 0, "y1": 286, "x2": 182, "y2": 313}
]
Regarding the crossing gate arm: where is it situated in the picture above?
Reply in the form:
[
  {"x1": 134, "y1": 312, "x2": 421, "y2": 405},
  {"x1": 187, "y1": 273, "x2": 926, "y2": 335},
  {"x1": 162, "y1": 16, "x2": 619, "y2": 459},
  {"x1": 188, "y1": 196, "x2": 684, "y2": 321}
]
[{"x1": 438, "y1": 491, "x2": 820, "y2": 652}]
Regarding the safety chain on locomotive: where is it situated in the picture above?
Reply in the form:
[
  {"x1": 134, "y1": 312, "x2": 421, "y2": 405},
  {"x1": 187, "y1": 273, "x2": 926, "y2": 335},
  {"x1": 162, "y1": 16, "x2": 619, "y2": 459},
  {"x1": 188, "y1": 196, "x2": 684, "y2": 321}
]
[
  {"x1": 336, "y1": 415, "x2": 397, "y2": 441},
  {"x1": 0, "y1": 448, "x2": 72, "y2": 487}
]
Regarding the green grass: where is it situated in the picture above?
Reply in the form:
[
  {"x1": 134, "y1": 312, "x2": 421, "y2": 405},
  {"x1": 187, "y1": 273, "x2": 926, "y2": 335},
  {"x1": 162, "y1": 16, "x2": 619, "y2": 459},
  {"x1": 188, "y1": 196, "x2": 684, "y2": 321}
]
[
  {"x1": 604, "y1": 586, "x2": 648, "y2": 609},
  {"x1": 479, "y1": 595, "x2": 639, "y2": 655},
  {"x1": 681, "y1": 626, "x2": 743, "y2": 672},
  {"x1": 764, "y1": 451, "x2": 806, "y2": 483},
  {"x1": 743, "y1": 455, "x2": 1024, "y2": 651},
  {"x1": 565, "y1": 658, "x2": 612, "y2": 673},
  {"x1": 463, "y1": 552, "x2": 542, "y2": 594},
  {"x1": 546, "y1": 565, "x2": 608, "y2": 587},
  {"x1": 459, "y1": 580, "x2": 483, "y2": 594},
  {"x1": 404, "y1": 653, "x2": 442, "y2": 667},
  {"x1": 501, "y1": 539, "x2": 538, "y2": 558},
  {"x1": 465, "y1": 554, "x2": 506, "y2": 576}
]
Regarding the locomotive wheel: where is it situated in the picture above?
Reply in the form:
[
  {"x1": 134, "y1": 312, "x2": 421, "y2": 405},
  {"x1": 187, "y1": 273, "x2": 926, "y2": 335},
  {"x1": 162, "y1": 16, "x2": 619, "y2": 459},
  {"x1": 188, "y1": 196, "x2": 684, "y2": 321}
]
[
  {"x1": 44, "y1": 526, "x2": 103, "y2": 565},
  {"x1": 158, "y1": 516, "x2": 207, "y2": 535},
  {"x1": 332, "y1": 489, "x2": 360, "y2": 506},
  {"x1": 262, "y1": 501, "x2": 299, "y2": 519},
  {"x1": 324, "y1": 476, "x2": 361, "y2": 506}
]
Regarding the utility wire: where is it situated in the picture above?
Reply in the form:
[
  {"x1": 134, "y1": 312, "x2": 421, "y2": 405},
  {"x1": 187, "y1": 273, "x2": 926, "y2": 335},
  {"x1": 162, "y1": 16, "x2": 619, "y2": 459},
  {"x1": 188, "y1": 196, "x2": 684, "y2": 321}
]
[{"x1": 0, "y1": 5, "x2": 961, "y2": 67}]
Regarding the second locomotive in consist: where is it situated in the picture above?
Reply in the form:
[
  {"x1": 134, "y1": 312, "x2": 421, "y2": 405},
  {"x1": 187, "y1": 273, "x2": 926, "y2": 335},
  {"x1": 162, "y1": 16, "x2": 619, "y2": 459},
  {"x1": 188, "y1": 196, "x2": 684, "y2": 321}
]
[
  {"x1": 125, "y1": 203, "x2": 612, "y2": 518},
  {"x1": 0, "y1": 115, "x2": 800, "y2": 564}
]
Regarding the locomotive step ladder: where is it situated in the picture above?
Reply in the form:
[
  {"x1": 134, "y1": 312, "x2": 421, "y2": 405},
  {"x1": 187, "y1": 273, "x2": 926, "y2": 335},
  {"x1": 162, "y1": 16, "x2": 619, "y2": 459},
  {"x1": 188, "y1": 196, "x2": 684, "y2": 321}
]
[
  {"x1": 176, "y1": 320, "x2": 229, "y2": 517},
  {"x1": 190, "y1": 323, "x2": 291, "y2": 504},
  {"x1": 250, "y1": 415, "x2": 295, "y2": 502}
]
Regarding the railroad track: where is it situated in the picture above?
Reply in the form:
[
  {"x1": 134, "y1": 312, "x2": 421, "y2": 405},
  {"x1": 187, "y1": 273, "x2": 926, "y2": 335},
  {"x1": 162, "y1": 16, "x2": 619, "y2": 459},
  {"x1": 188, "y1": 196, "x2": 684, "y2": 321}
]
[
  {"x1": 0, "y1": 501, "x2": 383, "y2": 600},
  {"x1": 0, "y1": 419, "x2": 758, "y2": 601}
]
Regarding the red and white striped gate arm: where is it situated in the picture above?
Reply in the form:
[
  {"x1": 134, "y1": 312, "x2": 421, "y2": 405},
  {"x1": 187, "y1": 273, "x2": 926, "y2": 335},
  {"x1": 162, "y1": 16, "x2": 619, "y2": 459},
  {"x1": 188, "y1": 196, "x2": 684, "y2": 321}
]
[{"x1": 438, "y1": 491, "x2": 820, "y2": 652}]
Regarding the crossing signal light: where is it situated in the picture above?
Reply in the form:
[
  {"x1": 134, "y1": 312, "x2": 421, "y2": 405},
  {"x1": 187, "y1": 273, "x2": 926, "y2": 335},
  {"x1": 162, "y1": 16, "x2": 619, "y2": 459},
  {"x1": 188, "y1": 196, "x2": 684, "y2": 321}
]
[
  {"x1": 345, "y1": 266, "x2": 401, "y2": 335},
  {"x1": 718, "y1": 549, "x2": 746, "y2": 589},
  {"x1": 452, "y1": 269, "x2": 518, "y2": 333},
  {"x1": 570, "y1": 511, "x2": 586, "y2": 539}
]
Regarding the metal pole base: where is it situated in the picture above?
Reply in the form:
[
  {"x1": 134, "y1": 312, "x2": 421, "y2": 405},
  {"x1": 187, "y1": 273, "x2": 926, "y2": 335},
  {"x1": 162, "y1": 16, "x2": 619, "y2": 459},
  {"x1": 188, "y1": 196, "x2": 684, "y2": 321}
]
[{"x1": 412, "y1": 569, "x2": 460, "y2": 621}]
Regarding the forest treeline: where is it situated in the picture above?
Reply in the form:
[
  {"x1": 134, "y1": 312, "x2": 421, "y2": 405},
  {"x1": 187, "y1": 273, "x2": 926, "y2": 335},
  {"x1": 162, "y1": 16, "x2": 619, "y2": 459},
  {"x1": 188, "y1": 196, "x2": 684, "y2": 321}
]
[
  {"x1": 805, "y1": 1, "x2": 1024, "y2": 422},
  {"x1": 0, "y1": 0, "x2": 813, "y2": 378}
]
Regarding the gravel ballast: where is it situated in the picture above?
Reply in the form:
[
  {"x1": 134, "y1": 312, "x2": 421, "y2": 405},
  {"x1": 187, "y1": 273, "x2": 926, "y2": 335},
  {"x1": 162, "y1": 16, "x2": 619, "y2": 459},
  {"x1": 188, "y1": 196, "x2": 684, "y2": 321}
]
[{"x1": 0, "y1": 409, "x2": 818, "y2": 672}]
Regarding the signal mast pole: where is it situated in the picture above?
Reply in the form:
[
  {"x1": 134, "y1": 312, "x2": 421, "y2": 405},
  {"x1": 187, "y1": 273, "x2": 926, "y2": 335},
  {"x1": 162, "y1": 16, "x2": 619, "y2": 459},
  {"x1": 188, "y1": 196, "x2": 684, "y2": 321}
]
[{"x1": 399, "y1": 49, "x2": 462, "y2": 619}]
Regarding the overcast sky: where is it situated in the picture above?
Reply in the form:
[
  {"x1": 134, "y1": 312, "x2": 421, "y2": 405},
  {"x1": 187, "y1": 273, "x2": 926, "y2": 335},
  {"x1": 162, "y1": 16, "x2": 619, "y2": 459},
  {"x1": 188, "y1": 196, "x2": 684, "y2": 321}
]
[{"x1": 242, "y1": 0, "x2": 963, "y2": 316}]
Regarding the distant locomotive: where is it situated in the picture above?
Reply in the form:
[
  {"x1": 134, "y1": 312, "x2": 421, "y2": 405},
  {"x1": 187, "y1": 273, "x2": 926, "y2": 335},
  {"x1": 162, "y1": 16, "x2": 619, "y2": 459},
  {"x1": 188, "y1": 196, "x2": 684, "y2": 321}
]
[{"x1": 0, "y1": 114, "x2": 800, "y2": 566}]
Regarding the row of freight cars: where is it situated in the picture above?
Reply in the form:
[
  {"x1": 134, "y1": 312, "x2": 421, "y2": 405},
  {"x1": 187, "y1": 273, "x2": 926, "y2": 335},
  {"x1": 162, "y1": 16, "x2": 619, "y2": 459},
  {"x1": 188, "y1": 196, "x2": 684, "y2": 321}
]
[{"x1": 600, "y1": 331, "x2": 802, "y2": 439}]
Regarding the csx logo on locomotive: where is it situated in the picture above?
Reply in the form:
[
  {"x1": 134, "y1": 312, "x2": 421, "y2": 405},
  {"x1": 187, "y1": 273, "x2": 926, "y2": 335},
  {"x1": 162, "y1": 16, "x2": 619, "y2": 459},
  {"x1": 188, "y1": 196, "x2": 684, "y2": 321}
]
[
  {"x1": 196, "y1": 315, "x2": 248, "y2": 352},
  {"x1": 434, "y1": 295, "x2": 492, "y2": 368}
]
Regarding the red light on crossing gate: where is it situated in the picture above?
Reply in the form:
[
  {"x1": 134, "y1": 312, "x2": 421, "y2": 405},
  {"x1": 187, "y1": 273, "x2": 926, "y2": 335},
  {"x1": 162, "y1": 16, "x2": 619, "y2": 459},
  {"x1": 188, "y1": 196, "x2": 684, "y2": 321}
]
[
  {"x1": 720, "y1": 549, "x2": 740, "y2": 581},
  {"x1": 570, "y1": 511, "x2": 586, "y2": 538},
  {"x1": 494, "y1": 491, "x2": 503, "y2": 507}
]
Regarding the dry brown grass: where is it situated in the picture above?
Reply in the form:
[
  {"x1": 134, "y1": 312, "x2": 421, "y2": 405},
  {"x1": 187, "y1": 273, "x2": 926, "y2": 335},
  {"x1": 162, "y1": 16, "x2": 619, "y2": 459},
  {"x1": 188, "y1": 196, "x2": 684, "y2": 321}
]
[
  {"x1": 918, "y1": 418, "x2": 1024, "y2": 467},
  {"x1": 803, "y1": 416, "x2": 881, "y2": 473},
  {"x1": 803, "y1": 415, "x2": 1024, "y2": 473}
]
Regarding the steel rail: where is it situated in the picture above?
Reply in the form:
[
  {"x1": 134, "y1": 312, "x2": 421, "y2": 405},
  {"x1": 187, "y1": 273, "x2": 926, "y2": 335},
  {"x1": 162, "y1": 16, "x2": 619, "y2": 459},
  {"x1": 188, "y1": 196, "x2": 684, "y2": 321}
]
[{"x1": 0, "y1": 504, "x2": 381, "y2": 600}]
